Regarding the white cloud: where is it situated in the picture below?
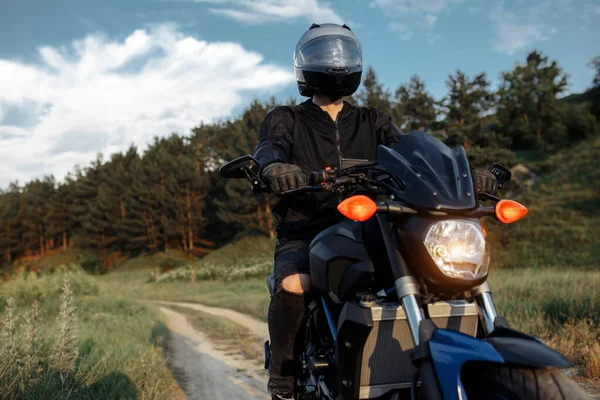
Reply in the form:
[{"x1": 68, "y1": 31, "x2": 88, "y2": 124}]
[
  {"x1": 489, "y1": 3, "x2": 552, "y2": 55},
  {"x1": 196, "y1": 0, "x2": 343, "y2": 24},
  {"x1": 425, "y1": 14, "x2": 438, "y2": 28},
  {"x1": 370, "y1": 0, "x2": 463, "y2": 15},
  {"x1": 388, "y1": 22, "x2": 414, "y2": 40},
  {"x1": 371, "y1": 0, "x2": 463, "y2": 41},
  {"x1": 0, "y1": 24, "x2": 293, "y2": 188}
]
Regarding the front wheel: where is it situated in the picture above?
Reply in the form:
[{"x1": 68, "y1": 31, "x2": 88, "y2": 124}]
[{"x1": 461, "y1": 363, "x2": 591, "y2": 399}]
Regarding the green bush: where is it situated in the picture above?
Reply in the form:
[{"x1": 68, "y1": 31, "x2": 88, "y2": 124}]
[
  {"x1": 564, "y1": 103, "x2": 599, "y2": 143},
  {"x1": 0, "y1": 265, "x2": 100, "y2": 308},
  {"x1": 465, "y1": 146, "x2": 519, "y2": 169},
  {"x1": 79, "y1": 256, "x2": 102, "y2": 275},
  {"x1": 157, "y1": 257, "x2": 188, "y2": 272}
]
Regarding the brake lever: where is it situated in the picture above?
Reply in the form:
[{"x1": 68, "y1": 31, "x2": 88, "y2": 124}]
[
  {"x1": 279, "y1": 185, "x2": 326, "y2": 196},
  {"x1": 242, "y1": 166, "x2": 269, "y2": 193}
]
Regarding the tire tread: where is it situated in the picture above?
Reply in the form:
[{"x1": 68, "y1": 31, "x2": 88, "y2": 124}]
[{"x1": 461, "y1": 363, "x2": 590, "y2": 400}]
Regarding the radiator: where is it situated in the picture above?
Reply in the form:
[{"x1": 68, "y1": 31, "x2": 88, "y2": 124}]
[{"x1": 337, "y1": 300, "x2": 478, "y2": 399}]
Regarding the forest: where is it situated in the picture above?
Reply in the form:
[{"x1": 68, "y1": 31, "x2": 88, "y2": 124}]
[{"x1": 1, "y1": 50, "x2": 599, "y2": 273}]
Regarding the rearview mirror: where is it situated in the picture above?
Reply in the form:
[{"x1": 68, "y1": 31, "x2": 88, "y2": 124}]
[
  {"x1": 219, "y1": 155, "x2": 260, "y2": 179},
  {"x1": 488, "y1": 162, "x2": 511, "y2": 188}
]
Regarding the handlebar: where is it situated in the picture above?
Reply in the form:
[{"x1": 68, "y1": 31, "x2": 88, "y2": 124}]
[{"x1": 251, "y1": 163, "x2": 498, "y2": 219}]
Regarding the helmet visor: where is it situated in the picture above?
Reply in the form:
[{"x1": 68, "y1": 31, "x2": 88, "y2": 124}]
[{"x1": 295, "y1": 35, "x2": 362, "y2": 68}]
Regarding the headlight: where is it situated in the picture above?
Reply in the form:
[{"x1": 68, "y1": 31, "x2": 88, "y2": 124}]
[{"x1": 423, "y1": 220, "x2": 489, "y2": 280}]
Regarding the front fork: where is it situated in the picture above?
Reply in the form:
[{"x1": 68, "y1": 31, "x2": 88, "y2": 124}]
[
  {"x1": 473, "y1": 281, "x2": 500, "y2": 336},
  {"x1": 395, "y1": 279, "x2": 500, "y2": 346}
]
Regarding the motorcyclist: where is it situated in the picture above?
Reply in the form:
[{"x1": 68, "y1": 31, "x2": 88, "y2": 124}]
[{"x1": 252, "y1": 22, "x2": 498, "y2": 400}]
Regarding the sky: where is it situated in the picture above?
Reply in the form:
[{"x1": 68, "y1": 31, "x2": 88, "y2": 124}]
[{"x1": 0, "y1": 0, "x2": 598, "y2": 189}]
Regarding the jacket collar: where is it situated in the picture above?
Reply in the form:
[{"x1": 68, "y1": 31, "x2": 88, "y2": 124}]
[{"x1": 299, "y1": 98, "x2": 356, "y2": 123}]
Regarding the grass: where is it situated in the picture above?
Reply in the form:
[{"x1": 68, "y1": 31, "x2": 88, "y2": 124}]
[
  {"x1": 489, "y1": 267, "x2": 600, "y2": 379},
  {"x1": 167, "y1": 305, "x2": 264, "y2": 362},
  {"x1": 150, "y1": 235, "x2": 276, "y2": 283},
  {"x1": 0, "y1": 265, "x2": 184, "y2": 399},
  {"x1": 115, "y1": 250, "x2": 196, "y2": 272},
  {"x1": 487, "y1": 135, "x2": 600, "y2": 269},
  {"x1": 101, "y1": 270, "x2": 271, "y2": 322}
]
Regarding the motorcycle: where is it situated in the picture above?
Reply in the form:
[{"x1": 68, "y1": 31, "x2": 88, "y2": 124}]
[{"x1": 219, "y1": 130, "x2": 589, "y2": 400}]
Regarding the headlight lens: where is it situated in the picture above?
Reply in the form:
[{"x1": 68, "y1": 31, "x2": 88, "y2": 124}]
[{"x1": 423, "y1": 220, "x2": 489, "y2": 280}]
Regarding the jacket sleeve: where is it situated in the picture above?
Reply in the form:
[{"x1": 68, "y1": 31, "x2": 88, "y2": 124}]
[
  {"x1": 371, "y1": 108, "x2": 403, "y2": 147},
  {"x1": 252, "y1": 106, "x2": 294, "y2": 173}
]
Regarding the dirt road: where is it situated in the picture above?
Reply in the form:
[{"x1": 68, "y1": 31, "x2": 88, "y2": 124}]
[
  {"x1": 159, "y1": 306, "x2": 269, "y2": 400},
  {"x1": 156, "y1": 300, "x2": 269, "y2": 339}
]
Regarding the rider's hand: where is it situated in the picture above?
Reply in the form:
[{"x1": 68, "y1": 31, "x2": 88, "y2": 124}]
[
  {"x1": 472, "y1": 169, "x2": 499, "y2": 195},
  {"x1": 261, "y1": 162, "x2": 307, "y2": 195}
]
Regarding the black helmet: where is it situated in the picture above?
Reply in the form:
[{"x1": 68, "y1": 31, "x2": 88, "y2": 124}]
[{"x1": 294, "y1": 23, "x2": 363, "y2": 101}]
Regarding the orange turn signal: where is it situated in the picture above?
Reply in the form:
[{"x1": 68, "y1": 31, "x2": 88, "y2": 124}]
[
  {"x1": 495, "y1": 199, "x2": 528, "y2": 223},
  {"x1": 337, "y1": 195, "x2": 377, "y2": 222}
]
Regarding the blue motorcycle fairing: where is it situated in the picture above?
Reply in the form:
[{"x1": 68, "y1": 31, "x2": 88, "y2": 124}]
[
  {"x1": 427, "y1": 328, "x2": 503, "y2": 400},
  {"x1": 426, "y1": 327, "x2": 573, "y2": 400}
]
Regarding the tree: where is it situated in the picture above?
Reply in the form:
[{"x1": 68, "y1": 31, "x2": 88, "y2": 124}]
[
  {"x1": 207, "y1": 100, "x2": 278, "y2": 239},
  {"x1": 588, "y1": 55, "x2": 600, "y2": 119},
  {"x1": 0, "y1": 183, "x2": 23, "y2": 264},
  {"x1": 443, "y1": 70, "x2": 495, "y2": 146},
  {"x1": 356, "y1": 67, "x2": 394, "y2": 117},
  {"x1": 47, "y1": 181, "x2": 73, "y2": 251},
  {"x1": 394, "y1": 75, "x2": 438, "y2": 132},
  {"x1": 496, "y1": 51, "x2": 569, "y2": 150},
  {"x1": 20, "y1": 177, "x2": 55, "y2": 257},
  {"x1": 69, "y1": 158, "x2": 103, "y2": 253}
]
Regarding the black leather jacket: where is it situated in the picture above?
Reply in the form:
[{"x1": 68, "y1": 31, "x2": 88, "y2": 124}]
[{"x1": 253, "y1": 99, "x2": 403, "y2": 240}]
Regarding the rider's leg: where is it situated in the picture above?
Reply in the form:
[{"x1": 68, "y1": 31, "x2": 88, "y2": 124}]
[{"x1": 268, "y1": 239, "x2": 312, "y2": 399}]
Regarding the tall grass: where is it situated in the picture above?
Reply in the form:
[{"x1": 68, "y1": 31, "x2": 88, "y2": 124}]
[
  {"x1": 490, "y1": 267, "x2": 600, "y2": 378},
  {"x1": 0, "y1": 266, "x2": 182, "y2": 400}
]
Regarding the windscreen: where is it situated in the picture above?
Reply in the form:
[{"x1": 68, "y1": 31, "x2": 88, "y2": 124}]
[
  {"x1": 377, "y1": 131, "x2": 477, "y2": 211},
  {"x1": 295, "y1": 35, "x2": 362, "y2": 68}
]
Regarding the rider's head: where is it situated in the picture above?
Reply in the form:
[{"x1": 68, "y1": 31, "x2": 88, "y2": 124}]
[{"x1": 294, "y1": 23, "x2": 363, "y2": 102}]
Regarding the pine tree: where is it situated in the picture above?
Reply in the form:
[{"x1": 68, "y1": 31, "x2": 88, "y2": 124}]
[
  {"x1": 47, "y1": 181, "x2": 73, "y2": 252},
  {"x1": 20, "y1": 177, "x2": 55, "y2": 257},
  {"x1": 588, "y1": 55, "x2": 600, "y2": 120},
  {"x1": 443, "y1": 70, "x2": 495, "y2": 146},
  {"x1": 106, "y1": 146, "x2": 141, "y2": 254},
  {"x1": 208, "y1": 101, "x2": 278, "y2": 239},
  {"x1": 496, "y1": 51, "x2": 569, "y2": 150},
  {"x1": 69, "y1": 157, "x2": 103, "y2": 252},
  {"x1": 395, "y1": 75, "x2": 438, "y2": 132},
  {"x1": 0, "y1": 183, "x2": 23, "y2": 264},
  {"x1": 356, "y1": 67, "x2": 395, "y2": 117}
]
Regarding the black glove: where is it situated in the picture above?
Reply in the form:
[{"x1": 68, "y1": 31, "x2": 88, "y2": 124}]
[
  {"x1": 472, "y1": 169, "x2": 499, "y2": 195},
  {"x1": 261, "y1": 162, "x2": 307, "y2": 195}
]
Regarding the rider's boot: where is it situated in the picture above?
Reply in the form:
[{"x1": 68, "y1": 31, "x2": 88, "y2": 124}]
[{"x1": 267, "y1": 288, "x2": 306, "y2": 400}]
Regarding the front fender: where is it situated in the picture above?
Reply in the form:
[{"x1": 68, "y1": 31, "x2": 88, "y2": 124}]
[
  {"x1": 413, "y1": 322, "x2": 572, "y2": 400},
  {"x1": 485, "y1": 326, "x2": 571, "y2": 369}
]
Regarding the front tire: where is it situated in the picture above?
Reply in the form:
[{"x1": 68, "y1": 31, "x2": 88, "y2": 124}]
[{"x1": 461, "y1": 363, "x2": 590, "y2": 399}]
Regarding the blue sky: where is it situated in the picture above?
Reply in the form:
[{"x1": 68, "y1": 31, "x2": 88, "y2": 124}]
[{"x1": 0, "y1": 0, "x2": 598, "y2": 187}]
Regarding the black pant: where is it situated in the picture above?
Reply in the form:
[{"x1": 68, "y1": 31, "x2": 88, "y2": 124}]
[{"x1": 267, "y1": 239, "x2": 311, "y2": 397}]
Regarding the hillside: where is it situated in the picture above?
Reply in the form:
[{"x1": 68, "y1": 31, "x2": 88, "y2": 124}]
[
  {"x1": 488, "y1": 135, "x2": 600, "y2": 268},
  {"x1": 153, "y1": 235, "x2": 277, "y2": 282}
]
